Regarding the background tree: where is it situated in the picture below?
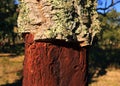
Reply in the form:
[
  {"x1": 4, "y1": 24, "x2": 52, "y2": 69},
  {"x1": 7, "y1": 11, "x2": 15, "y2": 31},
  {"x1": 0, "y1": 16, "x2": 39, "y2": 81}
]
[
  {"x1": 0, "y1": 0, "x2": 23, "y2": 53},
  {"x1": 0, "y1": 0, "x2": 16, "y2": 43},
  {"x1": 97, "y1": 0, "x2": 120, "y2": 15},
  {"x1": 99, "y1": 10, "x2": 120, "y2": 48},
  {"x1": 88, "y1": 0, "x2": 120, "y2": 82}
]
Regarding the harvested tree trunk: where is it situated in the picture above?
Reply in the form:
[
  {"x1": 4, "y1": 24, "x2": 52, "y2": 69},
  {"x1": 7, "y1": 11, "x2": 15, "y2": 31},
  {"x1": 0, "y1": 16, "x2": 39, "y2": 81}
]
[{"x1": 23, "y1": 33, "x2": 88, "y2": 86}]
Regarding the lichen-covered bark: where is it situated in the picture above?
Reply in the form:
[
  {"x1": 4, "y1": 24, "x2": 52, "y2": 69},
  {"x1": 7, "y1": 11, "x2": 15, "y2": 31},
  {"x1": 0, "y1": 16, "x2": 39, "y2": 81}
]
[
  {"x1": 23, "y1": 33, "x2": 88, "y2": 86},
  {"x1": 17, "y1": 0, "x2": 100, "y2": 46}
]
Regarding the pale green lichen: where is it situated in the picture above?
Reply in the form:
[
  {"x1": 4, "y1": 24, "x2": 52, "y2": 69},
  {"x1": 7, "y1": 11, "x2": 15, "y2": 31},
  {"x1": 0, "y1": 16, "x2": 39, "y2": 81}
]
[
  {"x1": 17, "y1": 0, "x2": 101, "y2": 46},
  {"x1": 46, "y1": 0, "x2": 100, "y2": 43},
  {"x1": 46, "y1": 0, "x2": 75, "y2": 40},
  {"x1": 17, "y1": 1, "x2": 31, "y2": 32}
]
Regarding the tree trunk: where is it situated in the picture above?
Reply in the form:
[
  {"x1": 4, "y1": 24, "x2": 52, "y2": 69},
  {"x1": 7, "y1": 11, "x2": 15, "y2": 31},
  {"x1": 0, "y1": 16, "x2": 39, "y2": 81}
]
[{"x1": 23, "y1": 33, "x2": 88, "y2": 86}]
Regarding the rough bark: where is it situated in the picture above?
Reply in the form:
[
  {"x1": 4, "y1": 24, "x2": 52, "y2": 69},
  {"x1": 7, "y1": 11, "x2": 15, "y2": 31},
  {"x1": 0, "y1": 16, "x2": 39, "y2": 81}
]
[{"x1": 23, "y1": 33, "x2": 88, "y2": 86}]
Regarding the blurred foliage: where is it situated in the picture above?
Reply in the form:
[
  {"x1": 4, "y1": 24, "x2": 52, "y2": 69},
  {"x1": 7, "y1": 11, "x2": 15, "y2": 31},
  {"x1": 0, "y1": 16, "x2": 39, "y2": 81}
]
[
  {"x1": 98, "y1": 10, "x2": 120, "y2": 49},
  {"x1": 0, "y1": 0, "x2": 23, "y2": 42},
  {"x1": 88, "y1": 9, "x2": 120, "y2": 82},
  {"x1": 0, "y1": 0, "x2": 23, "y2": 54},
  {"x1": 0, "y1": 0, "x2": 17, "y2": 42}
]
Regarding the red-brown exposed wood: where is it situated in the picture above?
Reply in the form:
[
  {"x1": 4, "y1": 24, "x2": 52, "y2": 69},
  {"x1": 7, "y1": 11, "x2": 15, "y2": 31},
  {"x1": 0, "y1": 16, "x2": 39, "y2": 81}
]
[{"x1": 23, "y1": 33, "x2": 88, "y2": 86}]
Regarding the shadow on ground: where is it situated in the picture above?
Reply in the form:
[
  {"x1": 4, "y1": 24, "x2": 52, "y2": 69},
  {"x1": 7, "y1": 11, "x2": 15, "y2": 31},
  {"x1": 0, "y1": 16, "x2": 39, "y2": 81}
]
[
  {"x1": 0, "y1": 43, "x2": 24, "y2": 56},
  {"x1": 1, "y1": 78, "x2": 22, "y2": 86},
  {"x1": 88, "y1": 44, "x2": 120, "y2": 84},
  {"x1": 1, "y1": 42, "x2": 120, "y2": 85}
]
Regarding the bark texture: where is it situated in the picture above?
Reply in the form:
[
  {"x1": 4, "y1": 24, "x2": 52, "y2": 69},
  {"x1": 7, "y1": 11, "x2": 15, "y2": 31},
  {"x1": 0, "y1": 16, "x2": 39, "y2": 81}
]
[
  {"x1": 23, "y1": 33, "x2": 88, "y2": 86},
  {"x1": 18, "y1": 0, "x2": 100, "y2": 47}
]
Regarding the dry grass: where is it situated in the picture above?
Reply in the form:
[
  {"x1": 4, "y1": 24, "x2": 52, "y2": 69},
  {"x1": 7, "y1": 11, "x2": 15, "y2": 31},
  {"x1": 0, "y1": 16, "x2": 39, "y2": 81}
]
[
  {"x1": 0, "y1": 55, "x2": 120, "y2": 86},
  {"x1": 0, "y1": 55, "x2": 24, "y2": 85},
  {"x1": 89, "y1": 68, "x2": 120, "y2": 86}
]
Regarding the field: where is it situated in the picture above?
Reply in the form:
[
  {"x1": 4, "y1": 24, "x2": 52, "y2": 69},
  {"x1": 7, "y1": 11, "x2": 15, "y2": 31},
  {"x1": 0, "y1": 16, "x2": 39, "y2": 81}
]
[
  {"x1": 0, "y1": 54, "x2": 120, "y2": 86},
  {"x1": 0, "y1": 55, "x2": 24, "y2": 86},
  {"x1": 89, "y1": 68, "x2": 120, "y2": 86}
]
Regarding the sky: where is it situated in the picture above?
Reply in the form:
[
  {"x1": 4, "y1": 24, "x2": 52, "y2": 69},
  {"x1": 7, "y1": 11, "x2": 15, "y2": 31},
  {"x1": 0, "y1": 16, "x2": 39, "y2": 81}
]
[
  {"x1": 13, "y1": 0, "x2": 120, "y2": 12},
  {"x1": 97, "y1": 0, "x2": 120, "y2": 13},
  {"x1": 114, "y1": 2, "x2": 120, "y2": 12},
  {"x1": 14, "y1": 0, "x2": 20, "y2": 5}
]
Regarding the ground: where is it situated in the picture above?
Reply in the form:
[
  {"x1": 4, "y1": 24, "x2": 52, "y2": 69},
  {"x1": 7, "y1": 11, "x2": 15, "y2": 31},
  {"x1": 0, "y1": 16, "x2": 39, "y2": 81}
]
[
  {"x1": 0, "y1": 55, "x2": 24, "y2": 85},
  {"x1": 89, "y1": 69, "x2": 120, "y2": 86},
  {"x1": 0, "y1": 55, "x2": 120, "y2": 86}
]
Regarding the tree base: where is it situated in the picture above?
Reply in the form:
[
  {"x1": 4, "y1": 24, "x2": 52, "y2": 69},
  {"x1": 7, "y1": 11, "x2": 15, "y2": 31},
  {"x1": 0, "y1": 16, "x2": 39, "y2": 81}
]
[{"x1": 23, "y1": 33, "x2": 88, "y2": 86}]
